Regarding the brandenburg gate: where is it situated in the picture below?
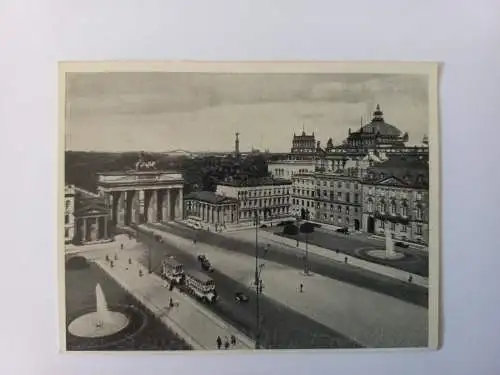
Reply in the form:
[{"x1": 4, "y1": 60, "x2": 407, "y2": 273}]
[{"x1": 97, "y1": 160, "x2": 184, "y2": 226}]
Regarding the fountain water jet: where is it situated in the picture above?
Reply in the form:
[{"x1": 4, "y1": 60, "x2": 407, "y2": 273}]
[
  {"x1": 95, "y1": 283, "x2": 111, "y2": 327},
  {"x1": 68, "y1": 283, "x2": 130, "y2": 338}
]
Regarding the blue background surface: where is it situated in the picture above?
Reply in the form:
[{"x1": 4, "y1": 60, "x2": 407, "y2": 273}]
[{"x1": 1, "y1": 1, "x2": 499, "y2": 374}]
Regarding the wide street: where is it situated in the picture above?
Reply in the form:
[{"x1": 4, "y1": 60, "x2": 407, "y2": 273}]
[
  {"x1": 139, "y1": 225, "x2": 428, "y2": 348},
  {"x1": 128, "y1": 227, "x2": 361, "y2": 349},
  {"x1": 65, "y1": 254, "x2": 191, "y2": 351},
  {"x1": 270, "y1": 226, "x2": 429, "y2": 277},
  {"x1": 150, "y1": 222, "x2": 428, "y2": 307}
]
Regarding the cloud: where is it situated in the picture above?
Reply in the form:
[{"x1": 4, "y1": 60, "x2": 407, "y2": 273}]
[{"x1": 65, "y1": 72, "x2": 429, "y2": 151}]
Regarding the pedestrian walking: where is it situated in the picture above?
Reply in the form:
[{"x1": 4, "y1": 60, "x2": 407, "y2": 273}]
[
  {"x1": 216, "y1": 336, "x2": 222, "y2": 350},
  {"x1": 299, "y1": 282, "x2": 304, "y2": 293},
  {"x1": 296, "y1": 240, "x2": 299, "y2": 247},
  {"x1": 344, "y1": 256, "x2": 348, "y2": 264},
  {"x1": 230, "y1": 334, "x2": 236, "y2": 346},
  {"x1": 169, "y1": 297, "x2": 174, "y2": 308},
  {"x1": 120, "y1": 243, "x2": 124, "y2": 250},
  {"x1": 408, "y1": 274, "x2": 413, "y2": 283},
  {"x1": 224, "y1": 337, "x2": 230, "y2": 350}
]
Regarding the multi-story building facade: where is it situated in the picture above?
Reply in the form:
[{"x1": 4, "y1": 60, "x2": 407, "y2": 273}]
[
  {"x1": 290, "y1": 173, "x2": 317, "y2": 219},
  {"x1": 64, "y1": 185, "x2": 76, "y2": 243},
  {"x1": 291, "y1": 172, "x2": 363, "y2": 230},
  {"x1": 361, "y1": 157, "x2": 429, "y2": 245},
  {"x1": 216, "y1": 178, "x2": 292, "y2": 223},
  {"x1": 314, "y1": 172, "x2": 363, "y2": 230}
]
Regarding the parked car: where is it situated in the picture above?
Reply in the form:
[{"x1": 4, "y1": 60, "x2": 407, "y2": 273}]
[
  {"x1": 260, "y1": 224, "x2": 268, "y2": 228},
  {"x1": 394, "y1": 241, "x2": 409, "y2": 248},
  {"x1": 336, "y1": 227, "x2": 349, "y2": 234},
  {"x1": 234, "y1": 292, "x2": 249, "y2": 302}
]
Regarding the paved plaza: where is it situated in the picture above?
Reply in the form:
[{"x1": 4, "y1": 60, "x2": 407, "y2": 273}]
[{"x1": 145, "y1": 226, "x2": 428, "y2": 348}]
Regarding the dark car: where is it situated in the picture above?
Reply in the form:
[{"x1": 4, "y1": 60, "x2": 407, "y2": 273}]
[
  {"x1": 260, "y1": 224, "x2": 268, "y2": 229},
  {"x1": 395, "y1": 241, "x2": 410, "y2": 248},
  {"x1": 336, "y1": 227, "x2": 349, "y2": 234},
  {"x1": 234, "y1": 292, "x2": 249, "y2": 302},
  {"x1": 198, "y1": 254, "x2": 214, "y2": 272}
]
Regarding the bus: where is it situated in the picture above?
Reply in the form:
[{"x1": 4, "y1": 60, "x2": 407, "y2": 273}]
[
  {"x1": 183, "y1": 269, "x2": 217, "y2": 304},
  {"x1": 161, "y1": 257, "x2": 185, "y2": 285}
]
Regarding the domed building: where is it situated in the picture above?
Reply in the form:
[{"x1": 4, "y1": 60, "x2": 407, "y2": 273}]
[{"x1": 342, "y1": 105, "x2": 409, "y2": 149}]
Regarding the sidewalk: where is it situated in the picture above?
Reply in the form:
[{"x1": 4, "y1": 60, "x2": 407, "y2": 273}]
[
  {"x1": 227, "y1": 229, "x2": 429, "y2": 288},
  {"x1": 92, "y1": 252, "x2": 254, "y2": 351}
]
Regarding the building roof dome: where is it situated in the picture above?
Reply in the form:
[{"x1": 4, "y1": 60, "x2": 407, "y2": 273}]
[{"x1": 360, "y1": 105, "x2": 402, "y2": 137}]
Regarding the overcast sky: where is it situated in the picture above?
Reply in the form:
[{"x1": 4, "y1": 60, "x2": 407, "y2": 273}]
[{"x1": 65, "y1": 72, "x2": 429, "y2": 153}]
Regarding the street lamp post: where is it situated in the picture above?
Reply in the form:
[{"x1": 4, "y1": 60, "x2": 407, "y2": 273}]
[{"x1": 254, "y1": 209, "x2": 261, "y2": 349}]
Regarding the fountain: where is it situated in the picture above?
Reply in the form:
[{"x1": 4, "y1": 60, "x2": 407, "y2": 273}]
[
  {"x1": 362, "y1": 230, "x2": 404, "y2": 260},
  {"x1": 385, "y1": 230, "x2": 395, "y2": 258},
  {"x1": 68, "y1": 283, "x2": 130, "y2": 338}
]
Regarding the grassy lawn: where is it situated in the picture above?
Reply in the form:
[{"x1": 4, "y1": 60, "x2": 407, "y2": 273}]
[{"x1": 65, "y1": 256, "x2": 191, "y2": 351}]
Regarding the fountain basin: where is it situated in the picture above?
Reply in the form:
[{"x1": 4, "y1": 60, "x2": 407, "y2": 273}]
[
  {"x1": 68, "y1": 311, "x2": 130, "y2": 338},
  {"x1": 364, "y1": 249, "x2": 405, "y2": 260}
]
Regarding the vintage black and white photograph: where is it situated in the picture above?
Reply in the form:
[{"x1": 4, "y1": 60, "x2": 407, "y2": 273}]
[{"x1": 60, "y1": 61, "x2": 440, "y2": 352}]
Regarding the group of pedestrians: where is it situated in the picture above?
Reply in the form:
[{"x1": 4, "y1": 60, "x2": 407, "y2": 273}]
[{"x1": 216, "y1": 334, "x2": 237, "y2": 350}]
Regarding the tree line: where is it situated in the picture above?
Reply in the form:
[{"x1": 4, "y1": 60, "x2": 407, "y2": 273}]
[{"x1": 65, "y1": 151, "x2": 272, "y2": 194}]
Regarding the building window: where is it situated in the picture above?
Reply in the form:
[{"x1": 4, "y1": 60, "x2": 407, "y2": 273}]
[
  {"x1": 337, "y1": 205, "x2": 342, "y2": 212},
  {"x1": 401, "y1": 204, "x2": 408, "y2": 217},
  {"x1": 65, "y1": 215, "x2": 69, "y2": 224},
  {"x1": 345, "y1": 192, "x2": 350, "y2": 202},
  {"x1": 401, "y1": 225, "x2": 407, "y2": 233},
  {"x1": 65, "y1": 228, "x2": 69, "y2": 238},
  {"x1": 65, "y1": 200, "x2": 70, "y2": 210},
  {"x1": 416, "y1": 224, "x2": 423, "y2": 235},
  {"x1": 391, "y1": 222, "x2": 396, "y2": 231},
  {"x1": 390, "y1": 202, "x2": 396, "y2": 215},
  {"x1": 354, "y1": 193, "x2": 359, "y2": 203},
  {"x1": 367, "y1": 199, "x2": 373, "y2": 212},
  {"x1": 416, "y1": 206, "x2": 423, "y2": 220},
  {"x1": 337, "y1": 192, "x2": 342, "y2": 200},
  {"x1": 379, "y1": 220, "x2": 385, "y2": 229}
]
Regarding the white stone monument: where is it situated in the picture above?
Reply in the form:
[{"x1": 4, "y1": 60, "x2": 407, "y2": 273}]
[{"x1": 385, "y1": 230, "x2": 395, "y2": 258}]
